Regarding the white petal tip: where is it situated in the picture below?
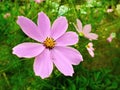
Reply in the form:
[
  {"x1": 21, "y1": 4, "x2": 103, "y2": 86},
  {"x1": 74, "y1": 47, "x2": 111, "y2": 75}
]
[
  {"x1": 66, "y1": 73, "x2": 74, "y2": 77},
  {"x1": 35, "y1": 74, "x2": 49, "y2": 79},
  {"x1": 17, "y1": 16, "x2": 23, "y2": 24},
  {"x1": 17, "y1": 16, "x2": 24, "y2": 19},
  {"x1": 64, "y1": 72, "x2": 74, "y2": 77},
  {"x1": 38, "y1": 12, "x2": 47, "y2": 17},
  {"x1": 81, "y1": 59, "x2": 84, "y2": 62}
]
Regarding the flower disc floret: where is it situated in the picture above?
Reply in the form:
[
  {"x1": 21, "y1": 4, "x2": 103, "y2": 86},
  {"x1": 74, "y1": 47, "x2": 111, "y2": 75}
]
[{"x1": 43, "y1": 37, "x2": 56, "y2": 49}]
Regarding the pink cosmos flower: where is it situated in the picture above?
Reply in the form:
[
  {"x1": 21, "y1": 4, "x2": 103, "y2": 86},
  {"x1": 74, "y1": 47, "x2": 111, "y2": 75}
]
[
  {"x1": 35, "y1": 0, "x2": 44, "y2": 3},
  {"x1": 86, "y1": 42, "x2": 94, "y2": 57},
  {"x1": 12, "y1": 12, "x2": 83, "y2": 79},
  {"x1": 107, "y1": 36, "x2": 112, "y2": 43},
  {"x1": 74, "y1": 19, "x2": 98, "y2": 40},
  {"x1": 107, "y1": 32, "x2": 116, "y2": 43}
]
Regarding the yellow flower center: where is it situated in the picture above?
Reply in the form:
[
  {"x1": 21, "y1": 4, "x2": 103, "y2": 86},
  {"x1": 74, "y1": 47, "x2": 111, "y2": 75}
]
[
  {"x1": 43, "y1": 37, "x2": 56, "y2": 49},
  {"x1": 87, "y1": 45, "x2": 90, "y2": 48},
  {"x1": 86, "y1": 44, "x2": 90, "y2": 48},
  {"x1": 79, "y1": 32, "x2": 84, "y2": 36}
]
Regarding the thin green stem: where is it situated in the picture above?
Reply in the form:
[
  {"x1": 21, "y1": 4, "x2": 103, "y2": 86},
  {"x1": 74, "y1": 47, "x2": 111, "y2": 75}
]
[{"x1": 3, "y1": 72, "x2": 11, "y2": 88}]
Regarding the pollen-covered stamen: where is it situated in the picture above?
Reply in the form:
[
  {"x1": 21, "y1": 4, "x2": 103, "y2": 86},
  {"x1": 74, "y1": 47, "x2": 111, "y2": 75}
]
[{"x1": 43, "y1": 37, "x2": 56, "y2": 49}]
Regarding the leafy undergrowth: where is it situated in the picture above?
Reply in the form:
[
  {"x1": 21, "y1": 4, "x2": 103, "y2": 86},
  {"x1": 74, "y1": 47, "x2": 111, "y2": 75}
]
[{"x1": 0, "y1": 0, "x2": 120, "y2": 90}]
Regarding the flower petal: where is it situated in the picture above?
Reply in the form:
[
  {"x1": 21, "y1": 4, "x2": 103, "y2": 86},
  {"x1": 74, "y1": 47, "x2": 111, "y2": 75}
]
[
  {"x1": 88, "y1": 42, "x2": 93, "y2": 47},
  {"x1": 35, "y1": 0, "x2": 44, "y2": 3},
  {"x1": 85, "y1": 33, "x2": 98, "y2": 40},
  {"x1": 107, "y1": 37, "x2": 112, "y2": 43},
  {"x1": 54, "y1": 46, "x2": 83, "y2": 65},
  {"x1": 33, "y1": 49, "x2": 53, "y2": 79},
  {"x1": 86, "y1": 48, "x2": 94, "y2": 57},
  {"x1": 51, "y1": 17, "x2": 68, "y2": 40},
  {"x1": 83, "y1": 24, "x2": 91, "y2": 34},
  {"x1": 76, "y1": 19, "x2": 83, "y2": 32},
  {"x1": 37, "y1": 12, "x2": 51, "y2": 40},
  {"x1": 17, "y1": 16, "x2": 43, "y2": 42},
  {"x1": 51, "y1": 48, "x2": 74, "y2": 76},
  {"x1": 88, "y1": 42, "x2": 94, "y2": 51},
  {"x1": 56, "y1": 32, "x2": 78, "y2": 46},
  {"x1": 12, "y1": 43, "x2": 45, "y2": 58}
]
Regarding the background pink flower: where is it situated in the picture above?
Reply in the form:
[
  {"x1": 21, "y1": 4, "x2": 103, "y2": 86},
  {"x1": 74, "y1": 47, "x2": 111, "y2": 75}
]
[
  {"x1": 86, "y1": 42, "x2": 95, "y2": 57},
  {"x1": 12, "y1": 12, "x2": 83, "y2": 79},
  {"x1": 107, "y1": 32, "x2": 116, "y2": 43},
  {"x1": 35, "y1": 0, "x2": 44, "y2": 3},
  {"x1": 75, "y1": 19, "x2": 98, "y2": 40},
  {"x1": 107, "y1": 36, "x2": 112, "y2": 42}
]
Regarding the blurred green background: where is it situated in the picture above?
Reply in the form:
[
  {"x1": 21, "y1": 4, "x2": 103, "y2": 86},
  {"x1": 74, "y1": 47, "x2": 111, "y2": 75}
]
[{"x1": 0, "y1": 0, "x2": 120, "y2": 90}]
